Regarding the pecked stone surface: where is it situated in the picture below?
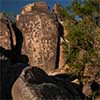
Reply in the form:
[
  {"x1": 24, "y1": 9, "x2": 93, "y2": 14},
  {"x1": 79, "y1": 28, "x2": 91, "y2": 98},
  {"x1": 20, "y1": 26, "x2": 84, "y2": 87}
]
[
  {"x1": 12, "y1": 66, "x2": 82, "y2": 100},
  {"x1": 16, "y1": 2, "x2": 59, "y2": 73}
]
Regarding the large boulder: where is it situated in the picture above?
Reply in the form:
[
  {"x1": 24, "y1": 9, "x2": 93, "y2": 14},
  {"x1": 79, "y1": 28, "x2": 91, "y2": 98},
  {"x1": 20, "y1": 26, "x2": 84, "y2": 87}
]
[
  {"x1": 16, "y1": 2, "x2": 59, "y2": 73},
  {"x1": 12, "y1": 66, "x2": 82, "y2": 100}
]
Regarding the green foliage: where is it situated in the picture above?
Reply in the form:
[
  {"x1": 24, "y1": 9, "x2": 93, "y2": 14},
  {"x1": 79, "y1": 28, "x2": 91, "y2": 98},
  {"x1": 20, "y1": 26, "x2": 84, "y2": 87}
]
[
  {"x1": 60, "y1": 0, "x2": 100, "y2": 70},
  {"x1": 57, "y1": 4, "x2": 73, "y2": 21}
]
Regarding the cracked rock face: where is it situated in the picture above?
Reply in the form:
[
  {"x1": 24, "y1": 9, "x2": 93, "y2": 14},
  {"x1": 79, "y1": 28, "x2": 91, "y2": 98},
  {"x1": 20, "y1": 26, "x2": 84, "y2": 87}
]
[
  {"x1": 12, "y1": 66, "x2": 82, "y2": 100},
  {"x1": 16, "y1": 2, "x2": 59, "y2": 73}
]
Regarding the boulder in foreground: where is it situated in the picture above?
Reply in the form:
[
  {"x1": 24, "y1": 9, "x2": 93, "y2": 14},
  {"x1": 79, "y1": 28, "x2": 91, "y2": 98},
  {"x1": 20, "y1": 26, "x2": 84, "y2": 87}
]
[{"x1": 12, "y1": 66, "x2": 82, "y2": 100}]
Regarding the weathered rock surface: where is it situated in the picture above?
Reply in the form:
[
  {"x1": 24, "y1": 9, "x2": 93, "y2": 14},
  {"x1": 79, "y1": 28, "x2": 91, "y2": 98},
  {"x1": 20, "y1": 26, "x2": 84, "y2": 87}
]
[
  {"x1": 0, "y1": 13, "x2": 28, "y2": 99},
  {"x1": 0, "y1": 13, "x2": 20, "y2": 62},
  {"x1": 2, "y1": 2, "x2": 100, "y2": 100},
  {"x1": 12, "y1": 66, "x2": 82, "y2": 100},
  {"x1": 0, "y1": 13, "x2": 11, "y2": 50},
  {"x1": 53, "y1": 3, "x2": 63, "y2": 22},
  {"x1": 0, "y1": 13, "x2": 13, "y2": 61},
  {"x1": 16, "y1": 2, "x2": 59, "y2": 73},
  {"x1": 82, "y1": 66, "x2": 100, "y2": 97}
]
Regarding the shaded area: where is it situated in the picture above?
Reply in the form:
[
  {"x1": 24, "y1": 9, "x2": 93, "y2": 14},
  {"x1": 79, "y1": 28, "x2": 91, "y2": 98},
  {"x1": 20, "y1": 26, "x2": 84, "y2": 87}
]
[
  {"x1": 12, "y1": 66, "x2": 83, "y2": 100},
  {"x1": 0, "y1": 21, "x2": 29, "y2": 99},
  {"x1": 53, "y1": 73, "x2": 85, "y2": 99},
  {"x1": 55, "y1": 20, "x2": 64, "y2": 69},
  {"x1": 0, "y1": 60, "x2": 28, "y2": 99},
  {"x1": 12, "y1": 23, "x2": 23, "y2": 59}
]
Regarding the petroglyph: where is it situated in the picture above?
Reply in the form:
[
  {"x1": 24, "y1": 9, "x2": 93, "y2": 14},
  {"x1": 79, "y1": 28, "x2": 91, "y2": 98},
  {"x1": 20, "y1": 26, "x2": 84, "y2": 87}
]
[{"x1": 17, "y1": 2, "x2": 59, "y2": 72}]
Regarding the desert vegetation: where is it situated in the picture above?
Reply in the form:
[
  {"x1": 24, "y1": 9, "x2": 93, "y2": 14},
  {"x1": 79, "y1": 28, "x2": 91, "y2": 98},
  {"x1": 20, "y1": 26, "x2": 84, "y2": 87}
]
[{"x1": 58, "y1": 0, "x2": 100, "y2": 99}]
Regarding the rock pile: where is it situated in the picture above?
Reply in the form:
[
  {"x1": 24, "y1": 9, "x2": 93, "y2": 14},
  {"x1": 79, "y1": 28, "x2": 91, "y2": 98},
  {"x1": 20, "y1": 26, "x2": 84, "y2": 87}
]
[{"x1": 1, "y1": 1, "x2": 99, "y2": 100}]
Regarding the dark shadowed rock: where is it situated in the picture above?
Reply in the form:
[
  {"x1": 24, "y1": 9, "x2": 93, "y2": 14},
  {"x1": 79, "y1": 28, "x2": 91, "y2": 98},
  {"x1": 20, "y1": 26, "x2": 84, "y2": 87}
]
[
  {"x1": 0, "y1": 13, "x2": 28, "y2": 100},
  {"x1": 12, "y1": 66, "x2": 82, "y2": 100},
  {"x1": 16, "y1": 2, "x2": 59, "y2": 73},
  {"x1": 0, "y1": 60, "x2": 27, "y2": 99},
  {"x1": 53, "y1": 4, "x2": 68, "y2": 69}
]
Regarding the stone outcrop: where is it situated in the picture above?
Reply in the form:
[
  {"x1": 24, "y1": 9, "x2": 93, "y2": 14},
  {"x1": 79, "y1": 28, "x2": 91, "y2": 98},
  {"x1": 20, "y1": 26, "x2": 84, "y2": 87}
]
[
  {"x1": 2, "y1": 2, "x2": 99, "y2": 100},
  {"x1": 0, "y1": 13, "x2": 19, "y2": 62},
  {"x1": 16, "y1": 2, "x2": 59, "y2": 73},
  {"x1": 12, "y1": 66, "x2": 82, "y2": 100},
  {"x1": 82, "y1": 66, "x2": 100, "y2": 97},
  {"x1": 0, "y1": 13, "x2": 28, "y2": 100},
  {"x1": 0, "y1": 13, "x2": 11, "y2": 50},
  {"x1": 53, "y1": 3, "x2": 63, "y2": 22},
  {"x1": 53, "y1": 4, "x2": 66, "y2": 69},
  {"x1": 0, "y1": 13, "x2": 13, "y2": 61}
]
